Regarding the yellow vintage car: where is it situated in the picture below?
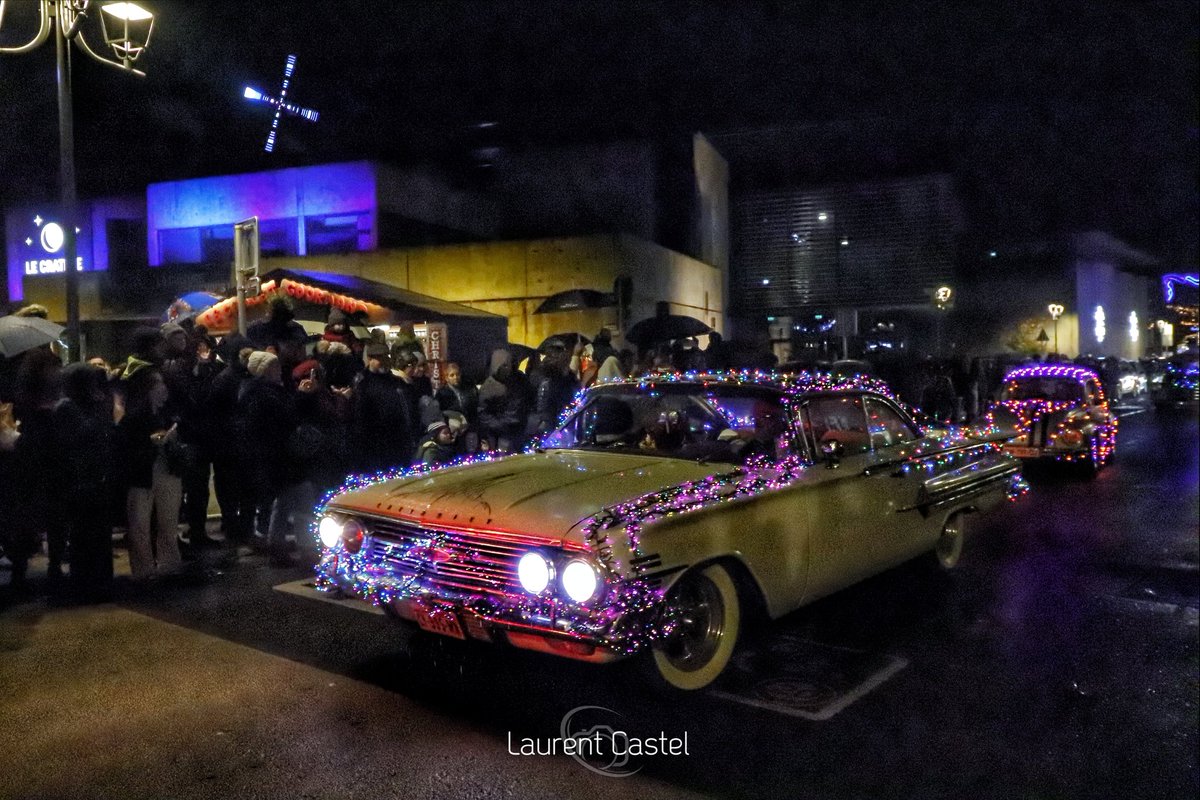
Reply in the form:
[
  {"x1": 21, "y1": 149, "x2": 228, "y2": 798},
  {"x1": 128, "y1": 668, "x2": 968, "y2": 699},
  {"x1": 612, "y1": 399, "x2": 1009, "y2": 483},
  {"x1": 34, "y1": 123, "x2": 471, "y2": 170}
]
[{"x1": 315, "y1": 372, "x2": 1023, "y2": 690}]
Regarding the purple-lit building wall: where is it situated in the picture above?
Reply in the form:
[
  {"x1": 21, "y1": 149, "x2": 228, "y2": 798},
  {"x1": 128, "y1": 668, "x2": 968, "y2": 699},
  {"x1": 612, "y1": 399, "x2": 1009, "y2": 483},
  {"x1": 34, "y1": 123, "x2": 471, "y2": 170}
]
[
  {"x1": 146, "y1": 161, "x2": 380, "y2": 266},
  {"x1": 5, "y1": 196, "x2": 144, "y2": 304}
]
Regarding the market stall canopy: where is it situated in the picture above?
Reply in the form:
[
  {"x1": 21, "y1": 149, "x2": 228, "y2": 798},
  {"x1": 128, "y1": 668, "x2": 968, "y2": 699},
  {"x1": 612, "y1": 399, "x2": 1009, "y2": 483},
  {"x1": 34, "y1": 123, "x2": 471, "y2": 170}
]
[{"x1": 194, "y1": 268, "x2": 508, "y2": 384}]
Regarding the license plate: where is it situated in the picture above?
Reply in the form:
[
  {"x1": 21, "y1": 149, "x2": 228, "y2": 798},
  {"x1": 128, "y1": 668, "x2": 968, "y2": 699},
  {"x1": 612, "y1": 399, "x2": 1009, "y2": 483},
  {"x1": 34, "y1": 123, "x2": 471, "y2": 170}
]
[
  {"x1": 414, "y1": 603, "x2": 465, "y2": 640},
  {"x1": 1005, "y1": 446, "x2": 1039, "y2": 458}
]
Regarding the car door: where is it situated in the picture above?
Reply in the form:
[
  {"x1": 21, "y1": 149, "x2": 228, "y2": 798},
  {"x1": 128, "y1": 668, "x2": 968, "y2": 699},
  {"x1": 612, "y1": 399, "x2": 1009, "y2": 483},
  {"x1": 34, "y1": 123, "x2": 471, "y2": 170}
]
[{"x1": 779, "y1": 393, "x2": 924, "y2": 603}]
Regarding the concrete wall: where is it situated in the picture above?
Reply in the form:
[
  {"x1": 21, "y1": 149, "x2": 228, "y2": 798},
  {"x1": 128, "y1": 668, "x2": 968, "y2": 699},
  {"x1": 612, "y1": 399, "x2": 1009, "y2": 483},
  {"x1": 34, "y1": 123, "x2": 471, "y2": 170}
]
[{"x1": 1075, "y1": 259, "x2": 1149, "y2": 359}]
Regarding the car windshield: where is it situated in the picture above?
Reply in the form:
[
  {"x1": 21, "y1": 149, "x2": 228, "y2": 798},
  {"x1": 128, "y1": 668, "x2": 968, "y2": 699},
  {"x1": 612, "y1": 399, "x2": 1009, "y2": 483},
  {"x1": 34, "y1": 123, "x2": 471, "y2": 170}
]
[
  {"x1": 1002, "y1": 377, "x2": 1084, "y2": 402},
  {"x1": 540, "y1": 383, "x2": 789, "y2": 463}
]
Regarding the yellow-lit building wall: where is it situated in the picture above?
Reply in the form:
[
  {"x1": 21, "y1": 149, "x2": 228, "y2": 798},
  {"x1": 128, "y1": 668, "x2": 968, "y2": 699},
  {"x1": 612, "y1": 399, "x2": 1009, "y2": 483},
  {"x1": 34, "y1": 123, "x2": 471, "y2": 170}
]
[{"x1": 263, "y1": 233, "x2": 725, "y2": 349}]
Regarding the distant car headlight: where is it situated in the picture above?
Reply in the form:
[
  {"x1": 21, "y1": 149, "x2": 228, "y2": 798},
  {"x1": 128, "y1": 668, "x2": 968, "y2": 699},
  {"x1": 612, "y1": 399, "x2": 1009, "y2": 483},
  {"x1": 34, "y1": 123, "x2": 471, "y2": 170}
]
[
  {"x1": 518, "y1": 552, "x2": 553, "y2": 594},
  {"x1": 318, "y1": 516, "x2": 344, "y2": 549},
  {"x1": 561, "y1": 559, "x2": 600, "y2": 603}
]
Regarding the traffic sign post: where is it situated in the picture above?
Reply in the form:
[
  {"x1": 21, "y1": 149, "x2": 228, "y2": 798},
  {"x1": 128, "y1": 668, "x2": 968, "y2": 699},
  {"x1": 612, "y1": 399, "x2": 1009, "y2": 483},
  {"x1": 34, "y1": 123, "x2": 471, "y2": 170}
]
[{"x1": 233, "y1": 217, "x2": 259, "y2": 336}]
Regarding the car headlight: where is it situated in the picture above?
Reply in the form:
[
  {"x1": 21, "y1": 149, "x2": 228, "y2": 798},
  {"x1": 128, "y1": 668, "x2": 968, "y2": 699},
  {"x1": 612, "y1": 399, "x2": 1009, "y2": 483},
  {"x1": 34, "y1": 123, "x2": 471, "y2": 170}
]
[
  {"x1": 517, "y1": 552, "x2": 553, "y2": 594},
  {"x1": 561, "y1": 559, "x2": 600, "y2": 603},
  {"x1": 318, "y1": 516, "x2": 364, "y2": 553},
  {"x1": 318, "y1": 516, "x2": 344, "y2": 549}
]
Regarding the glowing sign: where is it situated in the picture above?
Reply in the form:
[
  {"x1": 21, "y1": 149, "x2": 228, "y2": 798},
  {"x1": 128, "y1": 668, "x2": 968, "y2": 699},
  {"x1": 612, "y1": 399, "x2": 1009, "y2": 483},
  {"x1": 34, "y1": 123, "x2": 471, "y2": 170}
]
[
  {"x1": 1128, "y1": 311, "x2": 1139, "y2": 343},
  {"x1": 243, "y1": 54, "x2": 320, "y2": 153},
  {"x1": 1093, "y1": 305, "x2": 1106, "y2": 343},
  {"x1": 17, "y1": 214, "x2": 87, "y2": 276},
  {"x1": 1162, "y1": 273, "x2": 1199, "y2": 303}
]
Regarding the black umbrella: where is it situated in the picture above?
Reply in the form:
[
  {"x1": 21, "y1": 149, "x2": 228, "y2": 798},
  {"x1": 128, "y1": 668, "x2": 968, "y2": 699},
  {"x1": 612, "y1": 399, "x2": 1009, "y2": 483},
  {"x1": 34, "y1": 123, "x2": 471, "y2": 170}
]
[
  {"x1": 626, "y1": 314, "x2": 710, "y2": 347},
  {"x1": 537, "y1": 332, "x2": 590, "y2": 352},
  {"x1": 533, "y1": 289, "x2": 615, "y2": 314}
]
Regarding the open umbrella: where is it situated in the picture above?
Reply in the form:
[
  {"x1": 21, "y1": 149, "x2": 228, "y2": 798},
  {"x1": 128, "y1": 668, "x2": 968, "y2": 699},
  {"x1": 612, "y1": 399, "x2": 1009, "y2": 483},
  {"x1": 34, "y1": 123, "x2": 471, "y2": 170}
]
[
  {"x1": 0, "y1": 315, "x2": 65, "y2": 357},
  {"x1": 626, "y1": 314, "x2": 710, "y2": 347},
  {"x1": 533, "y1": 289, "x2": 615, "y2": 314},
  {"x1": 537, "y1": 332, "x2": 590, "y2": 352},
  {"x1": 164, "y1": 291, "x2": 225, "y2": 323}
]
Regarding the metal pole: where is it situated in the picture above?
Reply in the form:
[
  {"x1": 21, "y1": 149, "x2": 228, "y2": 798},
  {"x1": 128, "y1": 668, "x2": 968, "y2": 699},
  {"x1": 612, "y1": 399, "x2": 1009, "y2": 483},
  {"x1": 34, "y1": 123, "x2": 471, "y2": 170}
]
[
  {"x1": 55, "y1": 2, "x2": 81, "y2": 361},
  {"x1": 1054, "y1": 318, "x2": 1059, "y2": 356}
]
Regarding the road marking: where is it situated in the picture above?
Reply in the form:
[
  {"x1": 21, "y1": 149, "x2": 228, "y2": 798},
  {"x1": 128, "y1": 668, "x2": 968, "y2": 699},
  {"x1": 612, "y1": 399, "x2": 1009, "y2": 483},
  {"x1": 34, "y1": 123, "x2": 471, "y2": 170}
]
[
  {"x1": 709, "y1": 637, "x2": 909, "y2": 721},
  {"x1": 273, "y1": 578, "x2": 385, "y2": 615}
]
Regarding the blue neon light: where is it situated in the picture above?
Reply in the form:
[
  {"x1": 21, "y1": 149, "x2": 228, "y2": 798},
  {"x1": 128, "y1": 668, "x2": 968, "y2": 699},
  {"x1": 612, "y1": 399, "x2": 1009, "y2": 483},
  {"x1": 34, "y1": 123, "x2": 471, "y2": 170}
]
[{"x1": 1162, "y1": 273, "x2": 1199, "y2": 303}]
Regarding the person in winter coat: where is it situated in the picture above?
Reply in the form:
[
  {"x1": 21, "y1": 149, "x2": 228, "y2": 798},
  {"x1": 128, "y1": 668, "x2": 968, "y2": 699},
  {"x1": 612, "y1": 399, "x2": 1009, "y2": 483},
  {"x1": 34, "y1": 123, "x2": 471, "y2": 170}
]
[
  {"x1": 477, "y1": 348, "x2": 531, "y2": 452},
  {"x1": 54, "y1": 363, "x2": 118, "y2": 602},
  {"x1": 530, "y1": 338, "x2": 580, "y2": 438},
  {"x1": 352, "y1": 344, "x2": 415, "y2": 472},
  {"x1": 414, "y1": 411, "x2": 466, "y2": 466},
  {"x1": 236, "y1": 350, "x2": 295, "y2": 545},
  {"x1": 118, "y1": 363, "x2": 183, "y2": 582},
  {"x1": 206, "y1": 335, "x2": 251, "y2": 544}
]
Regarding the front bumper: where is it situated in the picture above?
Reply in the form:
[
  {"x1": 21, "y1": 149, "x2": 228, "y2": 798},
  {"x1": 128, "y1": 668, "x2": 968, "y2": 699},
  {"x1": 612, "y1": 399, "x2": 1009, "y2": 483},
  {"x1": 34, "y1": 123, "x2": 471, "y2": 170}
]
[{"x1": 318, "y1": 551, "x2": 644, "y2": 663}]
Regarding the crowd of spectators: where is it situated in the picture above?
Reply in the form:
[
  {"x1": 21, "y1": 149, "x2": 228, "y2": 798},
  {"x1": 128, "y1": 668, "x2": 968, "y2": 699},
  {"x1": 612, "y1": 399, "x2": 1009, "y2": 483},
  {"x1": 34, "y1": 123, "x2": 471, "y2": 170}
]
[{"x1": 0, "y1": 299, "x2": 741, "y2": 606}]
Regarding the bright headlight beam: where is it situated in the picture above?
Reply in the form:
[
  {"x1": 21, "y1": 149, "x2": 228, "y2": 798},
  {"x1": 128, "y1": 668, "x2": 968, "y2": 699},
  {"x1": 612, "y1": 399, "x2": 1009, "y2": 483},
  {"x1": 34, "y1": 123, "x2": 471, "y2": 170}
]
[
  {"x1": 318, "y1": 516, "x2": 343, "y2": 549},
  {"x1": 561, "y1": 560, "x2": 599, "y2": 603},
  {"x1": 517, "y1": 552, "x2": 552, "y2": 594}
]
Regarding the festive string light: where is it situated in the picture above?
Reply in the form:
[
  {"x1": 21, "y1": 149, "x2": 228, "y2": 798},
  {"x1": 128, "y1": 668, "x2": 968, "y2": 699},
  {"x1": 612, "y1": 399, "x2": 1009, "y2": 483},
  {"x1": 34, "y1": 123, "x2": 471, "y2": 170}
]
[
  {"x1": 314, "y1": 370, "x2": 1028, "y2": 655},
  {"x1": 987, "y1": 364, "x2": 1117, "y2": 466}
]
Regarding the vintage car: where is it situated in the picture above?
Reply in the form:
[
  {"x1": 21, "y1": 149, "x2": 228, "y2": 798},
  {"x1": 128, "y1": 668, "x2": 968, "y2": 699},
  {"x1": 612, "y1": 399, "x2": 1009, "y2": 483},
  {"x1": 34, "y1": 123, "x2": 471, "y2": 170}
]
[
  {"x1": 315, "y1": 373, "x2": 1023, "y2": 690},
  {"x1": 985, "y1": 364, "x2": 1117, "y2": 474}
]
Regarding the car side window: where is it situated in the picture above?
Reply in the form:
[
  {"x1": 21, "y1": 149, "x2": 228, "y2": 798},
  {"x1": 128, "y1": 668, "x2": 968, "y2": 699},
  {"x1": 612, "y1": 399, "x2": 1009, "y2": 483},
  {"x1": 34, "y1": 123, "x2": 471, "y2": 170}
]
[
  {"x1": 1085, "y1": 380, "x2": 1101, "y2": 406},
  {"x1": 864, "y1": 397, "x2": 918, "y2": 450},
  {"x1": 802, "y1": 395, "x2": 872, "y2": 457}
]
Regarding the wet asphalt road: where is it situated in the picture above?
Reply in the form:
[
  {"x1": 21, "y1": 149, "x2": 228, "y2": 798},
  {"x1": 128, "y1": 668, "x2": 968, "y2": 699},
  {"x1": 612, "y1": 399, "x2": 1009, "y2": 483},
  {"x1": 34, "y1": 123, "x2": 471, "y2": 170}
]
[{"x1": 1, "y1": 405, "x2": 1196, "y2": 800}]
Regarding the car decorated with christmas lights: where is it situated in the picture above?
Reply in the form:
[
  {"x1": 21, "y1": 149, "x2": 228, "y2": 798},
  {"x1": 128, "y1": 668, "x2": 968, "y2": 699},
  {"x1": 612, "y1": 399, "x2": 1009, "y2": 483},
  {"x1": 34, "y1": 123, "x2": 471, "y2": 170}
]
[
  {"x1": 985, "y1": 364, "x2": 1117, "y2": 474},
  {"x1": 315, "y1": 372, "x2": 1023, "y2": 690}
]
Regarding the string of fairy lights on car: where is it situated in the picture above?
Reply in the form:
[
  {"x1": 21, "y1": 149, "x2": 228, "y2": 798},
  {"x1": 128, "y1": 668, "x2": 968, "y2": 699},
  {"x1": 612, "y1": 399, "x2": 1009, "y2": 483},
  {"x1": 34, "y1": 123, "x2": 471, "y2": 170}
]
[
  {"x1": 311, "y1": 369, "x2": 1027, "y2": 655},
  {"x1": 987, "y1": 364, "x2": 1118, "y2": 466}
]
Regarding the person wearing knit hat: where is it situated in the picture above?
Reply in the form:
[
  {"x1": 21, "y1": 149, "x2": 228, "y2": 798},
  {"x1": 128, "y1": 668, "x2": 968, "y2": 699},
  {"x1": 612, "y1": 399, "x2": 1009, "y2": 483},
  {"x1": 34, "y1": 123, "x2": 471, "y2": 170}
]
[
  {"x1": 246, "y1": 350, "x2": 281, "y2": 382},
  {"x1": 415, "y1": 411, "x2": 465, "y2": 466}
]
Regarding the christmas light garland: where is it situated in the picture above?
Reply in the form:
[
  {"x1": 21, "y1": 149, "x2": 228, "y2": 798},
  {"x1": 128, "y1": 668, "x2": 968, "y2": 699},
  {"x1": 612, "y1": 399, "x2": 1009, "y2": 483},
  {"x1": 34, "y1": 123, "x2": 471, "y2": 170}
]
[{"x1": 313, "y1": 369, "x2": 1030, "y2": 655}]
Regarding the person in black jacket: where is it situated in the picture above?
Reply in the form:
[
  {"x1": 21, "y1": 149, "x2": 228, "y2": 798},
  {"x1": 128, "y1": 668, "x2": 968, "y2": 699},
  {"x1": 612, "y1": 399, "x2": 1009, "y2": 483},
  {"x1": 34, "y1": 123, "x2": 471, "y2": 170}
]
[
  {"x1": 236, "y1": 350, "x2": 294, "y2": 547},
  {"x1": 207, "y1": 335, "x2": 251, "y2": 544},
  {"x1": 530, "y1": 338, "x2": 580, "y2": 439},
  {"x1": 54, "y1": 363, "x2": 117, "y2": 602},
  {"x1": 352, "y1": 344, "x2": 415, "y2": 473},
  {"x1": 118, "y1": 363, "x2": 183, "y2": 582}
]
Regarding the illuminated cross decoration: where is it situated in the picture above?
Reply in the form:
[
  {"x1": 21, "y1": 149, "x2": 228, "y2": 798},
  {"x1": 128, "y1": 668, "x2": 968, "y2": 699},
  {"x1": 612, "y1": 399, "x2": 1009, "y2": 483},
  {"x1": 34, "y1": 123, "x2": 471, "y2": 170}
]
[{"x1": 243, "y1": 54, "x2": 320, "y2": 153}]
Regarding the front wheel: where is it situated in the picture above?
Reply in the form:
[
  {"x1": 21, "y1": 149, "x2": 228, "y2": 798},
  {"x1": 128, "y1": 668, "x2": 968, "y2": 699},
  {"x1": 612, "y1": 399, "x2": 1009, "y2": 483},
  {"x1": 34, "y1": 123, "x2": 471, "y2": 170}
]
[
  {"x1": 933, "y1": 513, "x2": 966, "y2": 570},
  {"x1": 650, "y1": 563, "x2": 741, "y2": 691}
]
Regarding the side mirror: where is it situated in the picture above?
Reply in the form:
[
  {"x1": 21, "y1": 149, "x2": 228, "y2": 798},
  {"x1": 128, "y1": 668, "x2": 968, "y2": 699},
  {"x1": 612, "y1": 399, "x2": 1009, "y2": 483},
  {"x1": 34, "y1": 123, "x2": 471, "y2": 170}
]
[{"x1": 820, "y1": 440, "x2": 843, "y2": 468}]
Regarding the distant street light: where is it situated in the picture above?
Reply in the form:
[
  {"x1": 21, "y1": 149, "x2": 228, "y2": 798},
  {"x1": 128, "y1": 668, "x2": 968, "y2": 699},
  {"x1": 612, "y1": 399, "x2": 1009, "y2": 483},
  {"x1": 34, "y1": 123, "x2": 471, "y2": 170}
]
[
  {"x1": 0, "y1": 0, "x2": 154, "y2": 361},
  {"x1": 1048, "y1": 303, "x2": 1065, "y2": 355}
]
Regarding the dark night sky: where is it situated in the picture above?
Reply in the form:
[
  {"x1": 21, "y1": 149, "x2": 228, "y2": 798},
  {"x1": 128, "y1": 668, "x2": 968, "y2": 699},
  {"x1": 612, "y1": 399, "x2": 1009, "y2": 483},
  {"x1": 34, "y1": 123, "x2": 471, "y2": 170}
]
[{"x1": 1, "y1": 0, "x2": 1196, "y2": 263}]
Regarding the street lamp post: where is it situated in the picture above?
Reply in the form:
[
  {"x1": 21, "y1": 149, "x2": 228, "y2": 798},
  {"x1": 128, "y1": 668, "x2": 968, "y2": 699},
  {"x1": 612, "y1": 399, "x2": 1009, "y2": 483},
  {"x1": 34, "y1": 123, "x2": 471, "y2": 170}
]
[
  {"x1": 1, "y1": 1, "x2": 154, "y2": 361},
  {"x1": 1048, "y1": 303, "x2": 1065, "y2": 357}
]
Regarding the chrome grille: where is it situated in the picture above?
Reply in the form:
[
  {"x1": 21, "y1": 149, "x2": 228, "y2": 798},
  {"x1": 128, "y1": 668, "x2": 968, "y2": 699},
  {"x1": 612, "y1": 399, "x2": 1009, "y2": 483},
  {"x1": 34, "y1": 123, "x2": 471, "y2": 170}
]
[{"x1": 364, "y1": 518, "x2": 528, "y2": 597}]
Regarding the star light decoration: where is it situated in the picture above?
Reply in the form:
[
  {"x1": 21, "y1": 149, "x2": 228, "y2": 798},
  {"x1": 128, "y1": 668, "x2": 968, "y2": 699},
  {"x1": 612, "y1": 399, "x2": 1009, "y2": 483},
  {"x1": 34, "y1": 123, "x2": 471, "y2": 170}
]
[{"x1": 312, "y1": 369, "x2": 1027, "y2": 653}]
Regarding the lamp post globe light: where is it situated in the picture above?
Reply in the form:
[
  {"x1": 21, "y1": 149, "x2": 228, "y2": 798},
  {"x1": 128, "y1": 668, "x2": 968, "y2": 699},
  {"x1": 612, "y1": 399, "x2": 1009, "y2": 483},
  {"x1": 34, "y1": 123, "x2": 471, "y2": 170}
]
[
  {"x1": 1048, "y1": 303, "x2": 1065, "y2": 357},
  {"x1": 0, "y1": 0, "x2": 154, "y2": 361}
]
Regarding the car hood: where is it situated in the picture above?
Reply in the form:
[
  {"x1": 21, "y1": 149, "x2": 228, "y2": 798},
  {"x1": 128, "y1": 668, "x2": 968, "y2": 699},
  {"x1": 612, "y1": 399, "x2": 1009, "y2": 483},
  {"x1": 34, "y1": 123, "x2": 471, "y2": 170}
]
[{"x1": 326, "y1": 450, "x2": 722, "y2": 546}]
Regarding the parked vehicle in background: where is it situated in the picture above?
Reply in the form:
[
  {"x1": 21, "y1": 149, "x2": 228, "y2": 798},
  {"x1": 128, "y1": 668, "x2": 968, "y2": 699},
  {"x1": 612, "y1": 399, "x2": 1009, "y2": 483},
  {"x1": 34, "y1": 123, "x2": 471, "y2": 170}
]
[
  {"x1": 1152, "y1": 359, "x2": 1200, "y2": 412},
  {"x1": 986, "y1": 363, "x2": 1117, "y2": 476}
]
